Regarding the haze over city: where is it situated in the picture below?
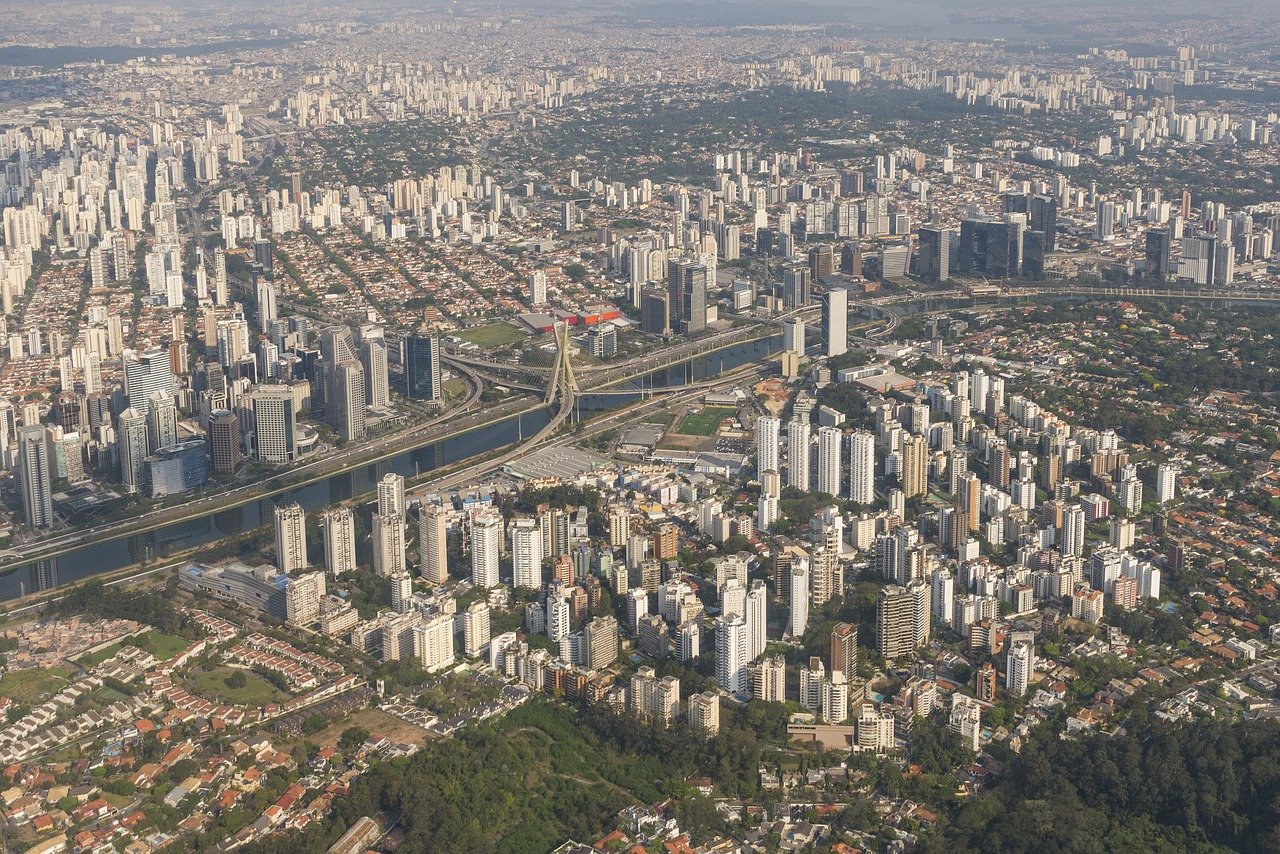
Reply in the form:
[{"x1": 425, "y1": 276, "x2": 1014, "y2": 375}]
[{"x1": 0, "y1": 1, "x2": 1278, "y2": 851}]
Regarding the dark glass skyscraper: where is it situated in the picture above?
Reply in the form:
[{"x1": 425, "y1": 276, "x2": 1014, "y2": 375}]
[{"x1": 404, "y1": 331, "x2": 442, "y2": 401}]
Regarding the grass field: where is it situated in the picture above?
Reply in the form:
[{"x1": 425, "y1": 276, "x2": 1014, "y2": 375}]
[
  {"x1": 193, "y1": 667, "x2": 289, "y2": 707},
  {"x1": 310, "y1": 707, "x2": 434, "y2": 749},
  {"x1": 457, "y1": 322, "x2": 526, "y2": 349},
  {"x1": 0, "y1": 666, "x2": 75, "y2": 704},
  {"x1": 675, "y1": 407, "x2": 737, "y2": 437},
  {"x1": 443, "y1": 377, "x2": 468, "y2": 399},
  {"x1": 78, "y1": 630, "x2": 191, "y2": 666}
]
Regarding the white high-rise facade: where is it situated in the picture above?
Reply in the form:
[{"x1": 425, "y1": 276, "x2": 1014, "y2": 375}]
[
  {"x1": 1156, "y1": 463, "x2": 1178, "y2": 505},
  {"x1": 756, "y1": 415, "x2": 779, "y2": 474},
  {"x1": 787, "y1": 418, "x2": 811, "y2": 492},
  {"x1": 789, "y1": 557, "x2": 810, "y2": 638},
  {"x1": 274, "y1": 503, "x2": 307, "y2": 573},
  {"x1": 471, "y1": 512, "x2": 502, "y2": 588},
  {"x1": 716, "y1": 615, "x2": 749, "y2": 695},
  {"x1": 320, "y1": 507, "x2": 356, "y2": 576},
  {"x1": 746, "y1": 580, "x2": 768, "y2": 662},
  {"x1": 377, "y1": 473, "x2": 405, "y2": 517},
  {"x1": 847, "y1": 430, "x2": 875, "y2": 504},
  {"x1": 511, "y1": 517, "x2": 543, "y2": 590},
  {"x1": 1006, "y1": 641, "x2": 1034, "y2": 696},
  {"x1": 817, "y1": 426, "x2": 842, "y2": 497},
  {"x1": 372, "y1": 511, "x2": 406, "y2": 577},
  {"x1": 419, "y1": 504, "x2": 449, "y2": 584}
]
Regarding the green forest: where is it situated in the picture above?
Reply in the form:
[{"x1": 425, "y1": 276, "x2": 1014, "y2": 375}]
[
  {"x1": 243, "y1": 698, "x2": 788, "y2": 853},
  {"x1": 939, "y1": 718, "x2": 1280, "y2": 853}
]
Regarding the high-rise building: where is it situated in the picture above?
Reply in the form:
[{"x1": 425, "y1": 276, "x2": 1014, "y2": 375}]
[
  {"x1": 756, "y1": 416, "x2": 779, "y2": 474},
  {"x1": 1145, "y1": 228, "x2": 1171, "y2": 280},
  {"x1": 1006, "y1": 640, "x2": 1034, "y2": 696},
  {"x1": 831, "y1": 622, "x2": 857, "y2": 676},
  {"x1": 1061, "y1": 505, "x2": 1086, "y2": 557},
  {"x1": 274, "y1": 503, "x2": 307, "y2": 573},
  {"x1": 404, "y1": 331, "x2": 442, "y2": 401},
  {"x1": 584, "y1": 615, "x2": 619, "y2": 670},
  {"x1": 418, "y1": 504, "x2": 449, "y2": 584},
  {"x1": 251, "y1": 384, "x2": 297, "y2": 463},
  {"x1": 335, "y1": 361, "x2": 366, "y2": 442},
  {"x1": 817, "y1": 426, "x2": 842, "y2": 496},
  {"x1": 372, "y1": 511, "x2": 406, "y2": 577},
  {"x1": 641, "y1": 288, "x2": 671, "y2": 335},
  {"x1": 320, "y1": 507, "x2": 357, "y2": 576},
  {"x1": 716, "y1": 615, "x2": 749, "y2": 695},
  {"x1": 146, "y1": 391, "x2": 178, "y2": 453},
  {"x1": 916, "y1": 226, "x2": 954, "y2": 282},
  {"x1": 390, "y1": 571, "x2": 413, "y2": 614},
  {"x1": 847, "y1": 430, "x2": 875, "y2": 504},
  {"x1": 511, "y1": 517, "x2": 543, "y2": 590},
  {"x1": 16, "y1": 425, "x2": 52, "y2": 529},
  {"x1": 123, "y1": 349, "x2": 175, "y2": 415},
  {"x1": 208, "y1": 409, "x2": 240, "y2": 475},
  {"x1": 471, "y1": 512, "x2": 502, "y2": 588},
  {"x1": 808, "y1": 243, "x2": 834, "y2": 282},
  {"x1": 901, "y1": 434, "x2": 928, "y2": 498},
  {"x1": 789, "y1": 558, "x2": 810, "y2": 638},
  {"x1": 361, "y1": 337, "x2": 390, "y2": 408},
  {"x1": 376, "y1": 473, "x2": 405, "y2": 518},
  {"x1": 782, "y1": 263, "x2": 810, "y2": 309},
  {"x1": 667, "y1": 258, "x2": 708, "y2": 335},
  {"x1": 117, "y1": 407, "x2": 149, "y2": 493},
  {"x1": 687, "y1": 692, "x2": 721, "y2": 737},
  {"x1": 787, "y1": 418, "x2": 811, "y2": 492},
  {"x1": 821, "y1": 287, "x2": 848, "y2": 357},
  {"x1": 746, "y1": 580, "x2": 768, "y2": 662},
  {"x1": 877, "y1": 581, "x2": 929, "y2": 660},
  {"x1": 462, "y1": 601, "x2": 492, "y2": 657},
  {"x1": 1156, "y1": 463, "x2": 1179, "y2": 505}
]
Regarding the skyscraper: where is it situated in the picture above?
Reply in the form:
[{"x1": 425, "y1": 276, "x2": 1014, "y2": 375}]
[
  {"x1": 372, "y1": 511, "x2": 406, "y2": 577},
  {"x1": 821, "y1": 287, "x2": 848, "y2": 357},
  {"x1": 746, "y1": 580, "x2": 768, "y2": 662},
  {"x1": 847, "y1": 430, "x2": 875, "y2": 504},
  {"x1": 916, "y1": 226, "x2": 954, "y2": 282},
  {"x1": 1006, "y1": 640, "x2": 1034, "y2": 696},
  {"x1": 756, "y1": 415, "x2": 779, "y2": 474},
  {"x1": 1145, "y1": 228, "x2": 1171, "y2": 280},
  {"x1": 667, "y1": 258, "x2": 708, "y2": 335},
  {"x1": 123, "y1": 349, "x2": 175, "y2": 415},
  {"x1": 117, "y1": 407, "x2": 149, "y2": 493},
  {"x1": 511, "y1": 516, "x2": 543, "y2": 590},
  {"x1": 252, "y1": 385, "x2": 297, "y2": 463},
  {"x1": 817, "y1": 426, "x2": 842, "y2": 497},
  {"x1": 831, "y1": 622, "x2": 857, "y2": 676},
  {"x1": 787, "y1": 418, "x2": 811, "y2": 492},
  {"x1": 418, "y1": 503, "x2": 449, "y2": 584},
  {"x1": 877, "y1": 581, "x2": 929, "y2": 660},
  {"x1": 471, "y1": 512, "x2": 502, "y2": 588},
  {"x1": 361, "y1": 337, "x2": 390, "y2": 408},
  {"x1": 146, "y1": 390, "x2": 178, "y2": 453},
  {"x1": 320, "y1": 506, "x2": 357, "y2": 576},
  {"x1": 274, "y1": 503, "x2": 307, "y2": 573},
  {"x1": 16, "y1": 425, "x2": 52, "y2": 529},
  {"x1": 376, "y1": 473, "x2": 405, "y2": 518},
  {"x1": 901, "y1": 434, "x2": 928, "y2": 498},
  {"x1": 335, "y1": 362, "x2": 366, "y2": 443},
  {"x1": 789, "y1": 557, "x2": 810, "y2": 638},
  {"x1": 404, "y1": 330, "x2": 442, "y2": 401},
  {"x1": 716, "y1": 615, "x2": 749, "y2": 695},
  {"x1": 1156, "y1": 463, "x2": 1179, "y2": 505},
  {"x1": 208, "y1": 409, "x2": 240, "y2": 475}
]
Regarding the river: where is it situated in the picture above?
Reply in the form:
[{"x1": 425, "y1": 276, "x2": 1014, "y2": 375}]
[{"x1": 0, "y1": 333, "x2": 782, "y2": 601}]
